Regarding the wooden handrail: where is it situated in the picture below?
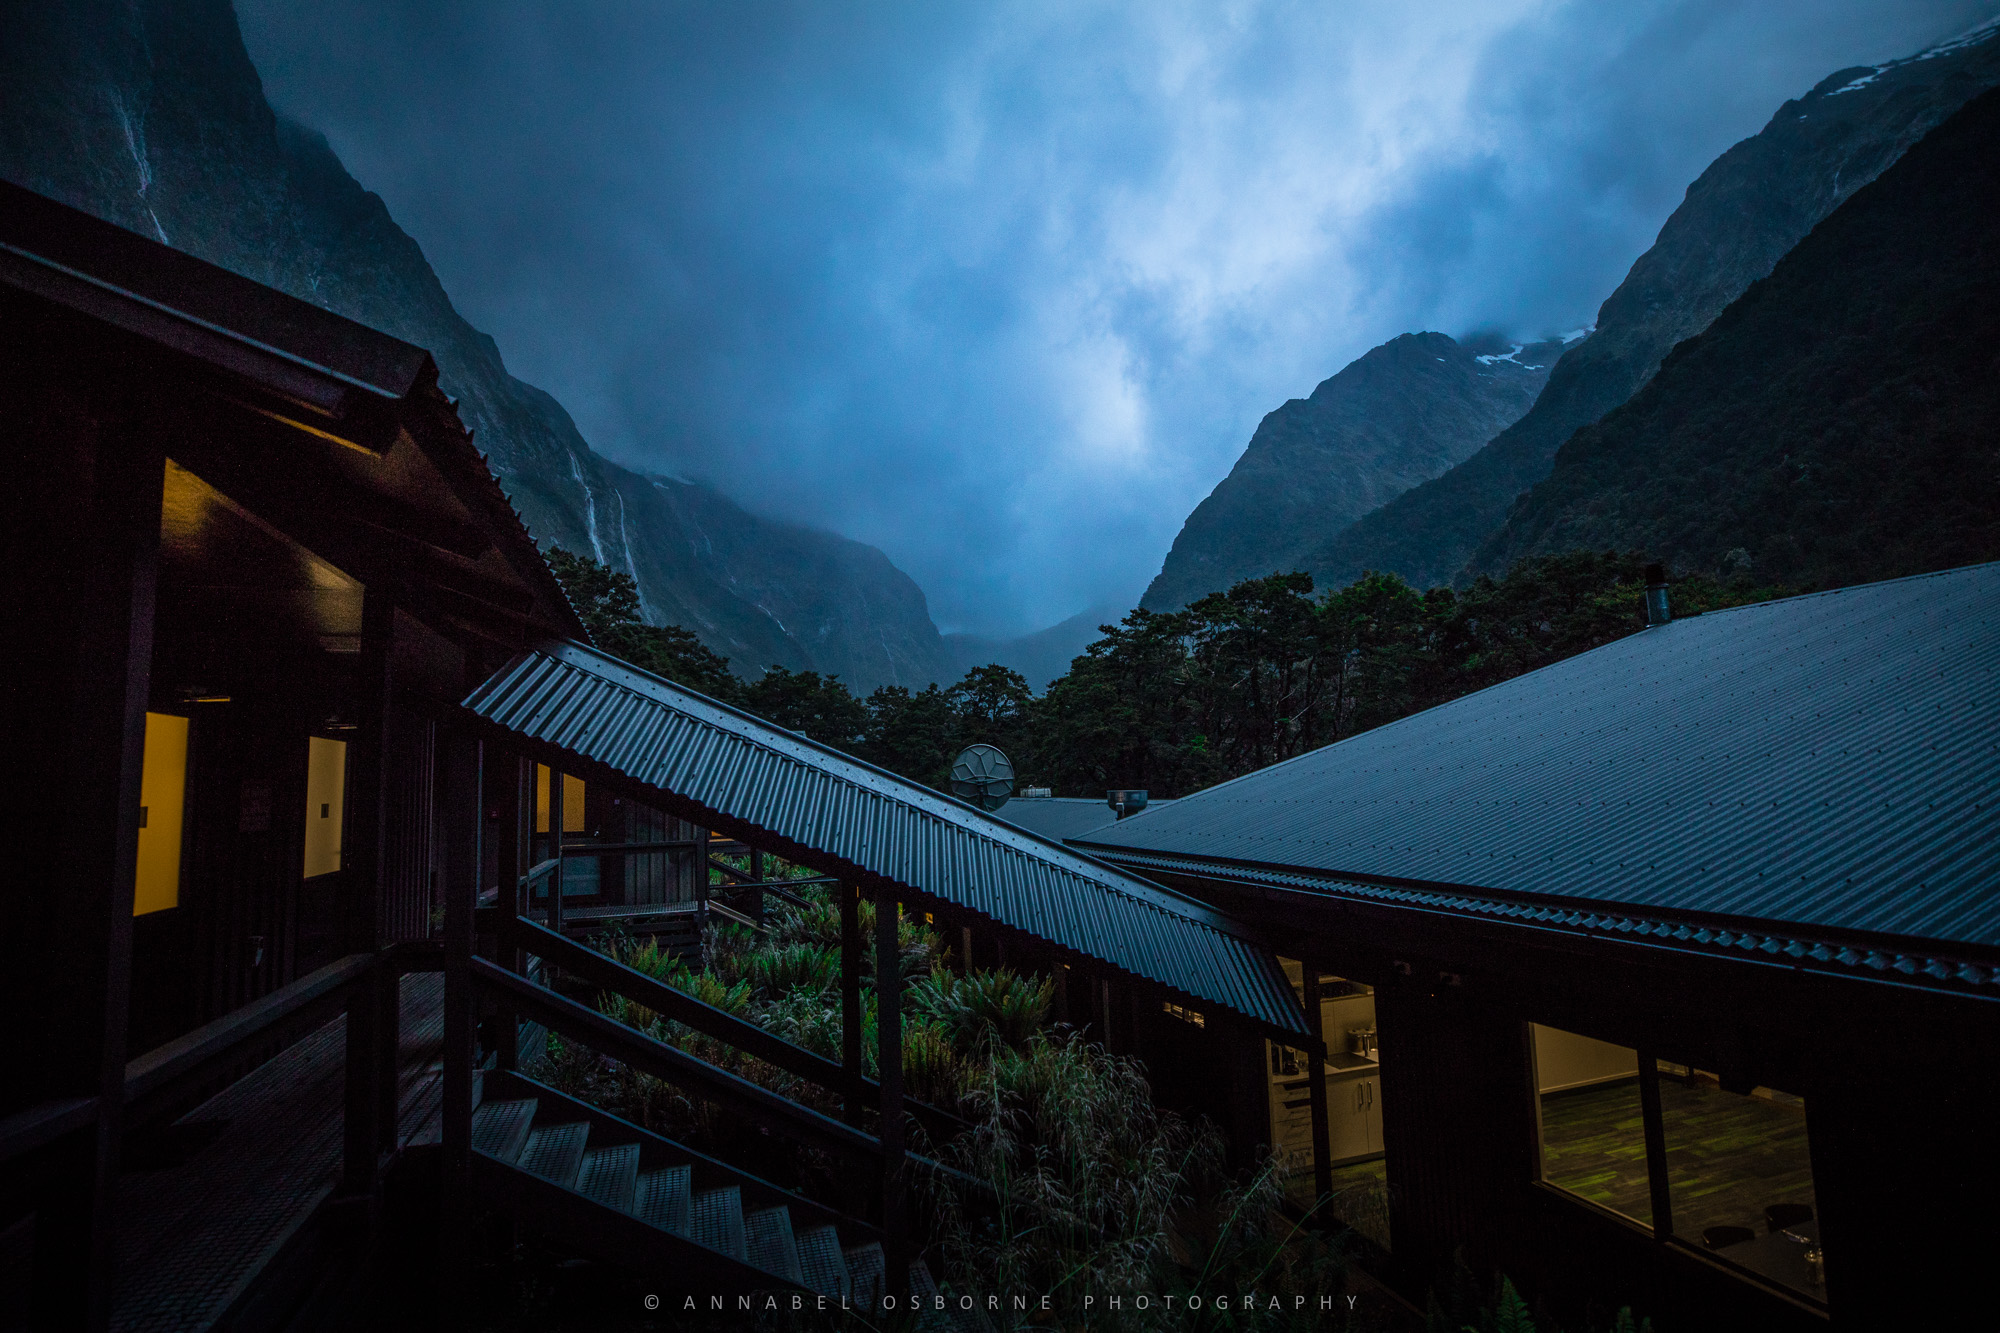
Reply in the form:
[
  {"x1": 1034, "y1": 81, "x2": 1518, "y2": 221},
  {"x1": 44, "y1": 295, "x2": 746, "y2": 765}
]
[
  {"x1": 471, "y1": 957, "x2": 880, "y2": 1162},
  {"x1": 556, "y1": 840, "x2": 702, "y2": 855},
  {"x1": 496, "y1": 914, "x2": 972, "y2": 1143},
  {"x1": 472, "y1": 958, "x2": 987, "y2": 1196},
  {"x1": 123, "y1": 952, "x2": 375, "y2": 1115},
  {"x1": 0, "y1": 1097, "x2": 98, "y2": 1166},
  {"x1": 715, "y1": 880, "x2": 829, "y2": 912},
  {"x1": 706, "y1": 899, "x2": 762, "y2": 931}
]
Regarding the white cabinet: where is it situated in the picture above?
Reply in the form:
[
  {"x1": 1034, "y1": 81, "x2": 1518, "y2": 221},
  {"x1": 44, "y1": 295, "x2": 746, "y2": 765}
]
[{"x1": 1325, "y1": 1072, "x2": 1383, "y2": 1161}]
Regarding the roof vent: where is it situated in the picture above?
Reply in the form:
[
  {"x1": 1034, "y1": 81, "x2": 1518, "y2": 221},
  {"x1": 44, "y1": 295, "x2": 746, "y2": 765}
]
[
  {"x1": 1644, "y1": 563, "x2": 1672, "y2": 627},
  {"x1": 1108, "y1": 789, "x2": 1149, "y2": 819}
]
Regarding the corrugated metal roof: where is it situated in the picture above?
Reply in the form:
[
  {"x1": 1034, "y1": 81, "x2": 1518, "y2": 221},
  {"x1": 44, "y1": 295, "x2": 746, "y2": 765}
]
[
  {"x1": 996, "y1": 797, "x2": 1174, "y2": 844},
  {"x1": 461, "y1": 641, "x2": 1306, "y2": 1035},
  {"x1": 1106, "y1": 849, "x2": 2000, "y2": 996},
  {"x1": 1077, "y1": 563, "x2": 2000, "y2": 953}
]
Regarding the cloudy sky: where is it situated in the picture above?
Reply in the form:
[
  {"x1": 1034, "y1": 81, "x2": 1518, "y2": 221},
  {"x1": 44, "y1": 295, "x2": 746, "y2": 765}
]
[{"x1": 236, "y1": 0, "x2": 1989, "y2": 636}]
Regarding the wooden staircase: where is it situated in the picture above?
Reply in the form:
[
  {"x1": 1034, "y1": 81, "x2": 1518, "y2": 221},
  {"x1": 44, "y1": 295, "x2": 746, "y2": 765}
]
[
  {"x1": 451, "y1": 849, "x2": 989, "y2": 1326},
  {"x1": 467, "y1": 1067, "x2": 960, "y2": 1315}
]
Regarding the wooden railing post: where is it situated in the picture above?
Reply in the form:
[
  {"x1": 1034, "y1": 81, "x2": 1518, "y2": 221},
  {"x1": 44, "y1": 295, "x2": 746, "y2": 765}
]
[
  {"x1": 440, "y1": 732, "x2": 483, "y2": 1315},
  {"x1": 341, "y1": 958, "x2": 381, "y2": 1196},
  {"x1": 1303, "y1": 967, "x2": 1334, "y2": 1207},
  {"x1": 876, "y1": 889, "x2": 908, "y2": 1300},
  {"x1": 840, "y1": 882, "x2": 864, "y2": 1126},
  {"x1": 376, "y1": 949, "x2": 401, "y2": 1154},
  {"x1": 494, "y1": 754, "x2": 525, "y2": 1070}
]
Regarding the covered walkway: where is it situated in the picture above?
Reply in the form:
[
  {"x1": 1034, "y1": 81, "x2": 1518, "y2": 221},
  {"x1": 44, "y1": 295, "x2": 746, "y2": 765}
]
[{"x1": 462, "y1": 639, "x2": 1307, "y2": 1038}]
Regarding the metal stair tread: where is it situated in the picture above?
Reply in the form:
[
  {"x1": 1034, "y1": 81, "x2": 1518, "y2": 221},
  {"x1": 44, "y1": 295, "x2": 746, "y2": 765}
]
[
  {"x1": 911, "y1": 1260, "x2": 947, "y2": 1331},
  {"x1": 796, "y1": 1224, "x2": 850, "y2": 1300},
  {"x1": 576, "y1": 1141, "x2": 640, "y2": 1213},
  {"x1": 518, "y1": 1120, "x2": 590, "y2": 1189},
  {"x1": 635, "y1": 1164, "x2": 691, "y2": 1236},
  {"x1": 744, "y1": 1206, "x2": 804, "y2": 1284},
  {"x1": 844, "y1": 1242, "x2": 885, "y2": 1311},
  {"x1": 691, "y1": 1185, "x2": 747, "y2": 1261},
  {"x1": 470, "y1": 1098, "x2": 538, "y2": 1164}
]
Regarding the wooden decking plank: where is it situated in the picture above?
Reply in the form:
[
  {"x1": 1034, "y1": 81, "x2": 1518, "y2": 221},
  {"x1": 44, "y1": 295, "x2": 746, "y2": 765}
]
[{"x1": 107, "y1": 973, "x2": 445, "y2": 1333}]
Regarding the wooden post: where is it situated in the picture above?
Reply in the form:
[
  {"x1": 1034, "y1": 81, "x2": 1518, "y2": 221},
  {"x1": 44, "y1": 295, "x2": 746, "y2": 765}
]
[
  {"x1": 840, "y1": 882, "x2": 864, "y2": 1126},
  {"x1": 547, "y1": 766, "x2": 566, "y2": 935},
  {"x1": 1303, "y1": 967, "x2": 1334, "y2": 1208},
  {"x1": 20, "y1": 409, "x2": 163, "y2": 1332},
  {"x1": 341, "y1": 588, "x2": 395, "y2": 1197},
  {"x1": 1637, "y1": 1050, "x2": 1673, "y2": 1239},
  {"x1": 876, "y1": 889, "x2": 908, "y2": 1301},
  {"x1": 440, "y1": 733, "x2": 483, "y2": 1313},
  {"x1": 341, "y1": 967, "x2": 381, "y2": 1197}
]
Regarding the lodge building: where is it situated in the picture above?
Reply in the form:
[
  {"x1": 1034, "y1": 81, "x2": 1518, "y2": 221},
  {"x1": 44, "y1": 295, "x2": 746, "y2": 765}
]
[
  {"x1": 1074, "y1": 560, "x2": 2000, "y2": 1332},
  {"x1": 1, "y1": 172, "x2": 1994, "y2": 1333}
]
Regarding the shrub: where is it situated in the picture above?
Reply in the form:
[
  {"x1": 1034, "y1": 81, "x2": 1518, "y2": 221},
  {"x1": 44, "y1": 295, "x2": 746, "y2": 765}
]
[
  {"x1": 901, "y1": 1020, "x2": 965, "y2": 1107},
  {"x1": 911, "y1": 966, "x2": 1053, "y2": 1055},
  {"x1": 748, "y1": 942, "x2": 841, "y2": 997}
]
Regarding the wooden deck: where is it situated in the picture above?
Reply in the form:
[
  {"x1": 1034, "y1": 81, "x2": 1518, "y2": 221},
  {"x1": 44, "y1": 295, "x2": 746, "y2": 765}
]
[{"x1": 99, "y1": 974, "x2": 444, "y2": 1333}]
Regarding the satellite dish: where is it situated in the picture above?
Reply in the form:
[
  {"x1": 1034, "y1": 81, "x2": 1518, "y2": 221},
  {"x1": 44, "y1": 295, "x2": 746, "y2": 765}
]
[{"x1": 950, "y1": 743, "x2": 1016, "y2": 811}]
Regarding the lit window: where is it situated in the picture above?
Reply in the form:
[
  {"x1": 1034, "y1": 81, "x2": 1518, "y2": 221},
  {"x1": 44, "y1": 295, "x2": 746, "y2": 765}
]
[
  {"x1": 535, "y1": 765, "x2": 586, "y2": 833},
  {"x1": 304, "y1": 736, "x2": 346, "y2": 877},
  {"x1": 135, "y1": 713, "x2": 189, "y2": 914},
  {"x1": 1162, "y1": 1001, "x2": 1205, "y2": 1027},
  {"x1": 1531, "y1": 1023, "x2": 1651, "y2": 1227},
  {"x1": 1529, "y1": 1024, "x2": 1828, "y2": 1305},
  {"x1": 1657, "y1": 1062, "x2": 1823, "y2": 1301}
]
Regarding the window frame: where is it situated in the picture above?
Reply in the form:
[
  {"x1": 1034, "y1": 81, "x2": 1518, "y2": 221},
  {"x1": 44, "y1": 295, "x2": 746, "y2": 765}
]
[{"x1": 1528, "y1": 1023, "x2": 1829, "y2": 1312}]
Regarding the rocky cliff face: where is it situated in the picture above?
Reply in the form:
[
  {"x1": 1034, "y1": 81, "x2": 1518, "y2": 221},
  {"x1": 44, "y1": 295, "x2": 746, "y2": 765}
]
[
  {"x1": 1140, "y1": 331, "x2": 1563, "y2": 611},
  {"x1": 1473, "y1": 85, "x2": 2000, "y2": 591},
  {"x1": 1303, "y1": 18, "x2": 2000, "y2": 592},
  {"x1": 0, "y1": 0, "x2": 952, "y2": 691}
]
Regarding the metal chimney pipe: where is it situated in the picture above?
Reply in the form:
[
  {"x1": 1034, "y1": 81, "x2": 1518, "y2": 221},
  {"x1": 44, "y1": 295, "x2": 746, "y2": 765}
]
[
  {"x1": 1644, "y1": 563, "x2": 1672, "y2": 627},
  {"x1": 1107, "y1": 789, "x2": 1149, "y2": 819}
]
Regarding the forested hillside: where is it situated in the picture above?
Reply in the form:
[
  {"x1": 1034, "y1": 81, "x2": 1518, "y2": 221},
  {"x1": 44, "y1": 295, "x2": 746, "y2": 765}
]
[
  {"x1": 1302, "y1": 20, "x2": 2000, "y2": 591},
  {"x1": 1477, "y1": 86, "x2": 2000, "y2": 587}
]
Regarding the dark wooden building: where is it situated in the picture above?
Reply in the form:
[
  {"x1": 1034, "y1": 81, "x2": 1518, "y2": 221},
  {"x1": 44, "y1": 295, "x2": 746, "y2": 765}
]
[
  {"x1": 0, "y1": 179, "x2": 1309, "y2": 1330},
  {"x1": 1076, "y1": 563, "x2": 2000, "y2": 1331},
  {"x1": 0, "y1": 174, "x2": 595, "y2": 1327}
]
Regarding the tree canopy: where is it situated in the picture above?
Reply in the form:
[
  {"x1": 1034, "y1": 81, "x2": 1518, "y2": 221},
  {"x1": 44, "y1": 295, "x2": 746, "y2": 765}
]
[{"x1": 546, "y1": 546, "x2": 1785, "y2": 800}]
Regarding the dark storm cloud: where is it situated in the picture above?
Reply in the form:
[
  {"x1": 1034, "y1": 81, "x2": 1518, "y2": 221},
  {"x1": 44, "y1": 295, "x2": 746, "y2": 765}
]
[{"x1": 235, "y1": 0, "x2": 1991, "y2": 635}]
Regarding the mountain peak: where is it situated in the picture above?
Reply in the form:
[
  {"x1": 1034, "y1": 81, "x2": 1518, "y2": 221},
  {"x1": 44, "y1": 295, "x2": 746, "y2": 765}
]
[{"x1": 1140, "y1": 328, "x2": 1555, "y2": 611}]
